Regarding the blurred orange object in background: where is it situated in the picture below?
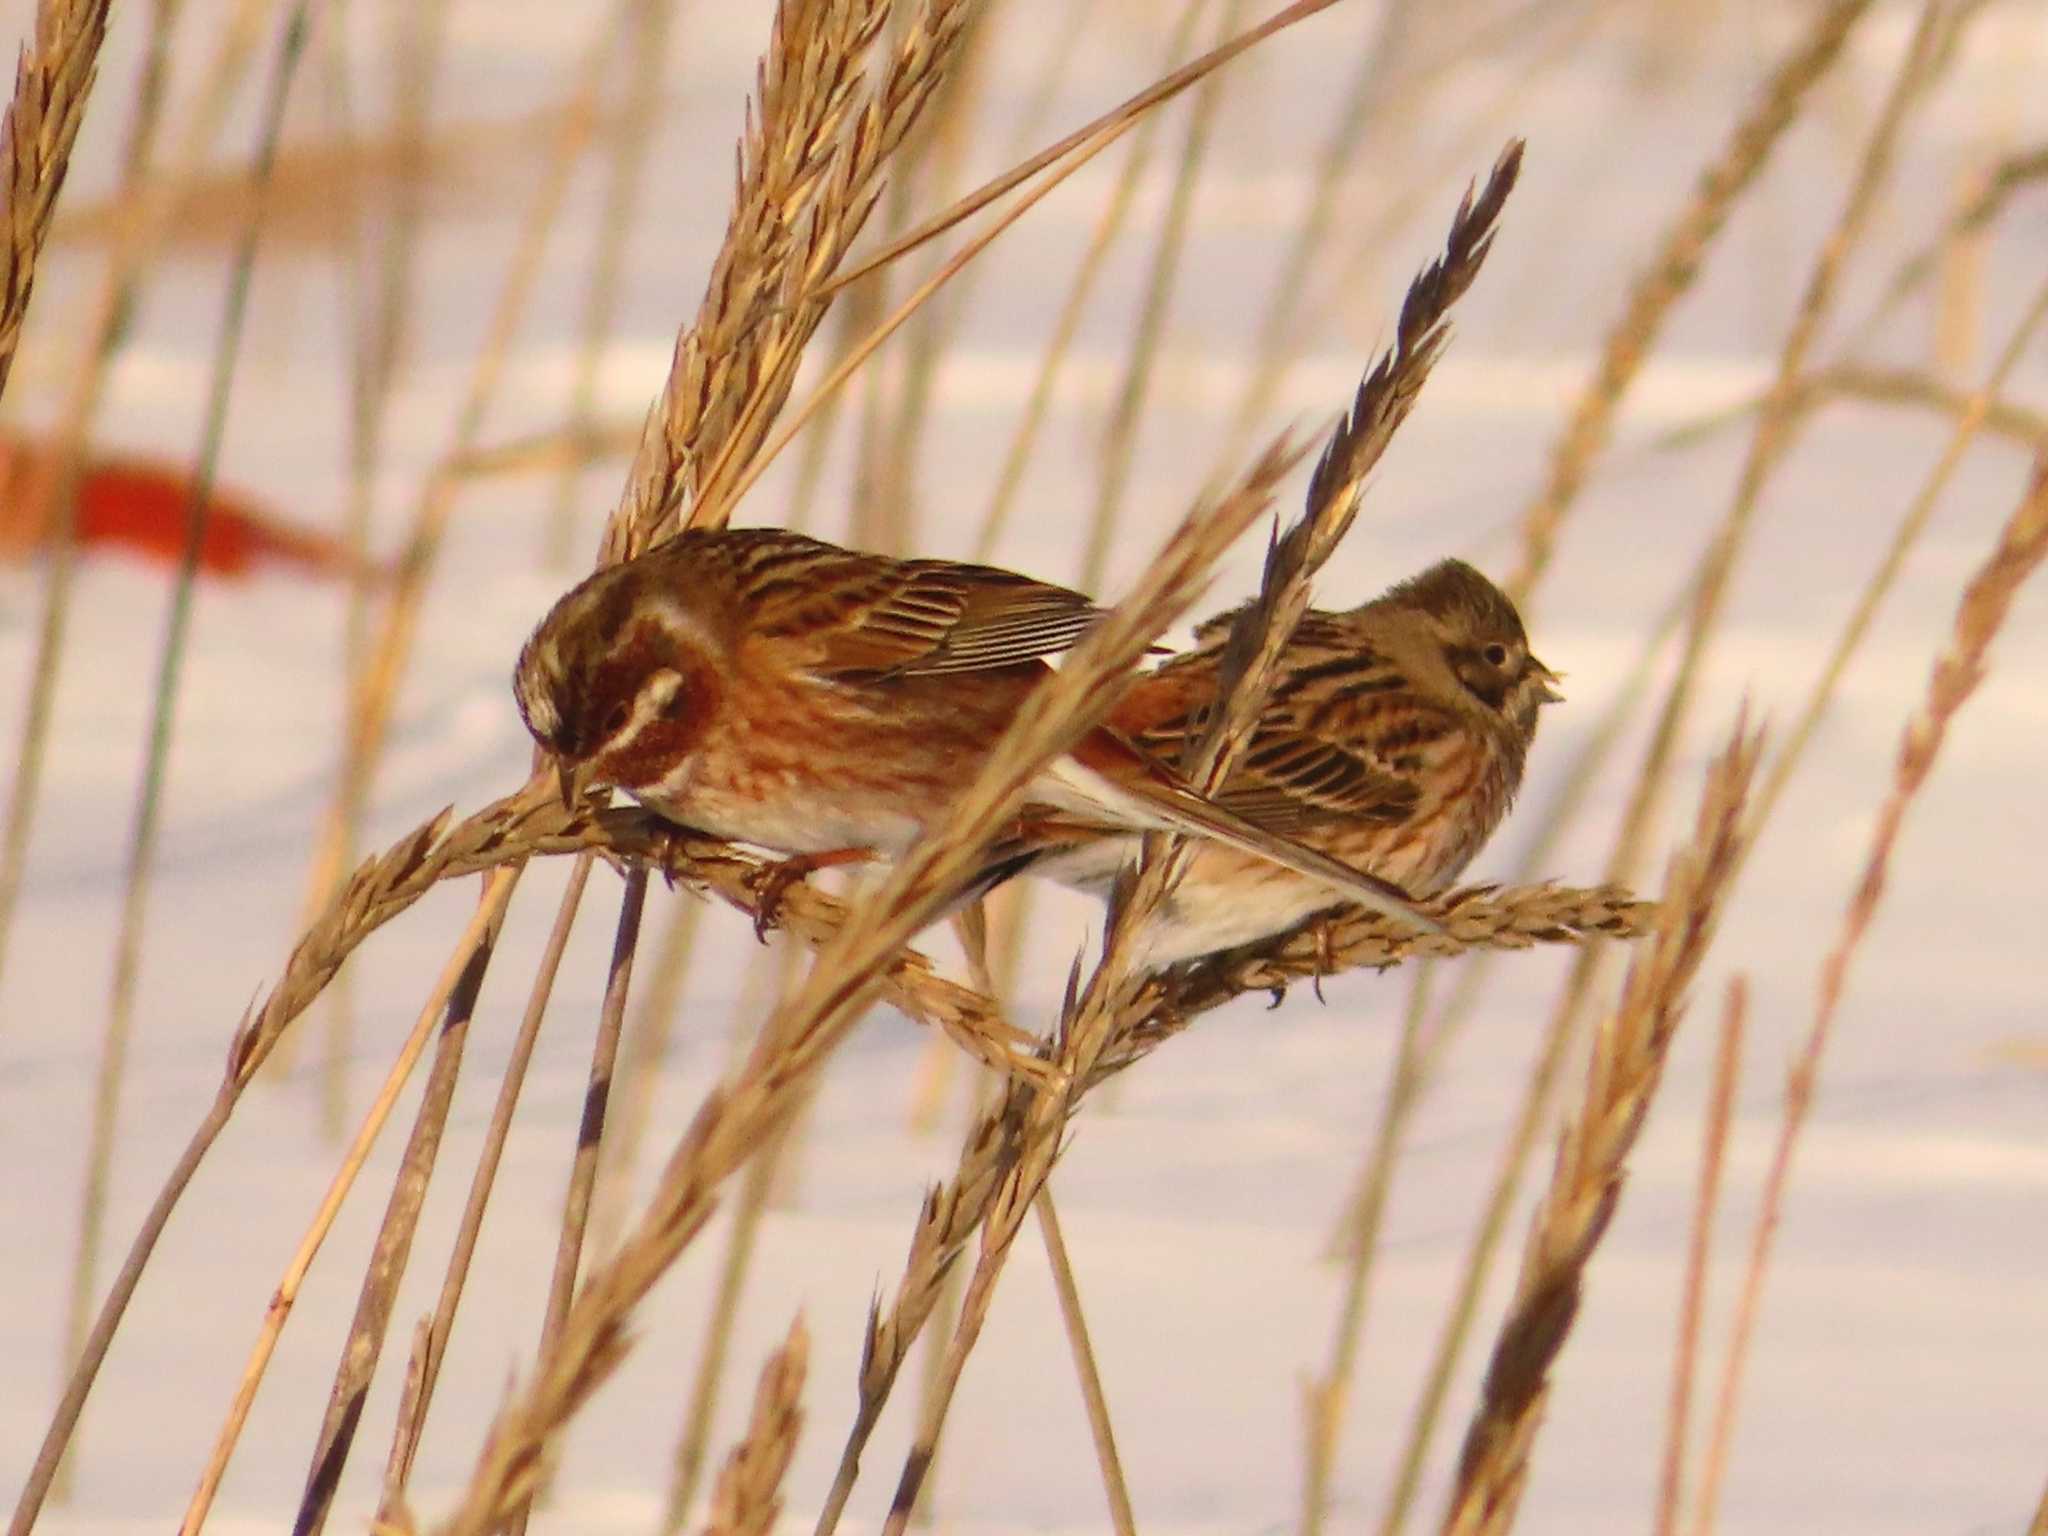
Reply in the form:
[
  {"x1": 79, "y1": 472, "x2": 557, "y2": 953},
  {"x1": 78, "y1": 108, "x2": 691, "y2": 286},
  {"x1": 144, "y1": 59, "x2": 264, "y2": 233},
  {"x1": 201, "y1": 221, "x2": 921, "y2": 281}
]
[{"x1": 0, "y1": 431, "x2": 380, "y2": 582}]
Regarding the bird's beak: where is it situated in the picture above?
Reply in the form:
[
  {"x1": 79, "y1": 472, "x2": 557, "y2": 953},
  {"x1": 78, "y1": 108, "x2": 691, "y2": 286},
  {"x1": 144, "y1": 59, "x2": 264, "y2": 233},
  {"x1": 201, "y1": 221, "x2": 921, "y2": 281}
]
[
  {"x1": 1532, "y1": 659, "x2": 1565, "y2": 705},
  {"x1": 554, "y1": 755, "x2": 585, "y2": 812}
]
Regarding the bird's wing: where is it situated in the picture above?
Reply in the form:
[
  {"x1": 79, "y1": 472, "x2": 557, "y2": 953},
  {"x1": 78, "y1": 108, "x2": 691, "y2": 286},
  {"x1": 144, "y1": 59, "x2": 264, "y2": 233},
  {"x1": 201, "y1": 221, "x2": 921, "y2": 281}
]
[
  {"x1": 1110, "y1": 628, "x2": 1425, "y2": 833},
  {"x1": 807, "y1": 555, "x2": 1105, "y2": 678}
]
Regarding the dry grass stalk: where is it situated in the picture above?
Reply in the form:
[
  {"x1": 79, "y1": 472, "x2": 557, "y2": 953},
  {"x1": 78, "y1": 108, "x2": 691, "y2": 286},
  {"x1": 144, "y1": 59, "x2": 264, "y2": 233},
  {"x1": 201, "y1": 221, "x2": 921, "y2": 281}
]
[
  {"x1": 0, "y1": 0, "x2": 288, "y2": 1028},
  {"x1": 662, "y1": 1062, "x2": 807, "y2": 1536},
  {"x1": 290, "y1": 898, "x2": 496, "y2": 1536},
  {"x1": 545, "y1": 0, "x2": 674, "y2": 568},
  {"x1": 1080, "y1": 0, "x2": 1245, "y2": 588},
  {"x1": 1300, "y1": 986, "x2": 1429, "y2": 1536},
  {"x1": 814, "y1": 1095, "x2": 1017, "y2": 1535},
  {"x1": 296, "y1": 0, "x2": 623, "y2": 928},
  {"x1": 1437, "y1": 718, "x2": 1762, "y2": 1536},
  {"x1": 1386, "y1": 24, "x2": 1956, "y2": 1522},
  {"x1": 175, "y1": 886, "x2": 512, "y2": 1536},
  {"x1": 51, "y1": 101, "x2": 585, "y2": 252},
  {"x1": 1810, "y1": 366, "x2": 2048, "y2": 447},
  {"x1": 374, "y1": 1319, "x2": 436, "y2": 1535},
  {"x1": 379, "y1": 856, "x2": 597, "y2": 1505},
  {"x1": 1216, "y1": 0, "x2": 1412, "y2": 465},
  {"x1": 1850, "y1": 139, "x2": 2048, "y2": 351},
  {"x1": 1652, "y1": 975, "x2": 1745, "y2": 1536},
  {"x1": 28, "y1": 770, "x2": 1649, "y2": 1524},
  {"x1": 430, "y1": 442, "x2": 1307, "y2": 1536},
  {"x1": 1119, "y1": 883, "x2": 1656, "y2": 1080},
  {"x1": 972, "y1": 0, "x2": 1205, "y2": 562},
  {"x1": 500, "y1": 869, "x2": 648, "y2": 1536},
  {"x1": 1614, "y1": 0, "x2": 1948, "y2": 907},
  {"x1": 590, "y1": 895, "x2": 707, "y2": 1261},
  {"x1": 1659, "y1": 362, "x2": 2048, "y2": 456},
  {"x1": 1746, "y1": 273, "x2": 2048, "y2": 837},
  {"x1": 67, "y1": 4, "x2": 322, "y2": 1509},
  {"x1": 1689, "y1": 457, "x2": 2048, "y2": 1536},
  {"x1": 0, "y1": 0, "x2": 112, "y2": 400},
  {"x1": 698, "y1": 1318, "x2": 809, "y2": 1536},
  {"x1": 320, "y1": 0, "x2": 452, "y2": 1134},
  {"x1": 1034, "y1": 1188, "x2": 1138, "y2": 1536},
  {"x1": 1504, "y1": 0, "x2": 1871, "y2": 604},
  {"x1": 817, "y1": 0, "x2": 1347, "y2": 301}
]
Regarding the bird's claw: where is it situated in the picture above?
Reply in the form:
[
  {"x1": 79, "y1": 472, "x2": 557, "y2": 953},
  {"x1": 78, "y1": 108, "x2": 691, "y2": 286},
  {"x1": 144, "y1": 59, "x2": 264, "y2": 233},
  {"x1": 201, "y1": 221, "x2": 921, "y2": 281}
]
[
  {"x1": 750, "y1": 857, "x2": 810, "y2": 943},
  {"x1": 747, "y1": 846, "x2": 876, "y2": 941}
]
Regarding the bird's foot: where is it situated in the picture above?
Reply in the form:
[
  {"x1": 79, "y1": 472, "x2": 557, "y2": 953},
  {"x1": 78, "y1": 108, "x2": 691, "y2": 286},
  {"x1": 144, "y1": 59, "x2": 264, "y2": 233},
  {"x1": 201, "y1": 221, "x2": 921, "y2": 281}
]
[{"x1": 750, "y1": 846, "x2": 874, "y2": 942}]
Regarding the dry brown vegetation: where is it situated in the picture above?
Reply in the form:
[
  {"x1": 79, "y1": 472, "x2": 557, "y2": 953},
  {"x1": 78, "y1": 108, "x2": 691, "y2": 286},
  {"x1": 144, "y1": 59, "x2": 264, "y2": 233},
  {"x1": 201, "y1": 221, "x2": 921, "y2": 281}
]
[{"x1": 2, "y1": 2, "x2": 2045, "y2": 1534}]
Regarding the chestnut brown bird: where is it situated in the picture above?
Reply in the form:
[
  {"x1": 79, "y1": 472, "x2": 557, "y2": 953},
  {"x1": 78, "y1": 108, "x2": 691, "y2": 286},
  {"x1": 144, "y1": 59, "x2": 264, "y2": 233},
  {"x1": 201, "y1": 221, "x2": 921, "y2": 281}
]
[
  {"x1": 512, "y1": 526, "x2": 1439, "y2": 935},
  {"x1": 1028, "y1": 558, "x2": 1561, "y2": 966}
]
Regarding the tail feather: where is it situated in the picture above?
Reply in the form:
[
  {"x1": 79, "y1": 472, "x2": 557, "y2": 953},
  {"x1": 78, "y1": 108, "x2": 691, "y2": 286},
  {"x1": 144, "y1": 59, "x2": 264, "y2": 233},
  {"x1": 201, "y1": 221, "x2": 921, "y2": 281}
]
[
  {"x1": 1127, "y1": 775, "x2": 1443, "y2": 937},
  {"x1": 1055, "y1": 732, "x2": 1444, "y2": 938}
]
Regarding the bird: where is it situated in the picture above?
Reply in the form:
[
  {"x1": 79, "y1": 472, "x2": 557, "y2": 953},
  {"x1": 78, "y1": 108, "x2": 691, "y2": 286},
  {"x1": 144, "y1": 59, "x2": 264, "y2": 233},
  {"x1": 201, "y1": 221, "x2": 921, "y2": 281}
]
[
  {"x1": 511, "y1": 526, "x2": 1440, "y2": 938},
  {"x1": 1025, "y1": 557, "x2": 1561, "y2": 967}
]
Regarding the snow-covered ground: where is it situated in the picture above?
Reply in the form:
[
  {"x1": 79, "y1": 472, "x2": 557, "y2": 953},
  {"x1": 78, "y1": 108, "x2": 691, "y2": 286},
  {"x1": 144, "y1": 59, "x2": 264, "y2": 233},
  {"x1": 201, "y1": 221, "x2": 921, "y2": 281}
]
[{"x1": 3, "y1": 3, "x2": 2047, "y2": 1533}]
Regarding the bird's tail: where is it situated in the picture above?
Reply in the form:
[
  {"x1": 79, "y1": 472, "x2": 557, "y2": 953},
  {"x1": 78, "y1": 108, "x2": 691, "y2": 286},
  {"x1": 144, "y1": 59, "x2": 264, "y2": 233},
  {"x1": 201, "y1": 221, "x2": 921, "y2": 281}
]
[{"x1": 1050, "y1": 732, "x2": 1444, "y2": 937}]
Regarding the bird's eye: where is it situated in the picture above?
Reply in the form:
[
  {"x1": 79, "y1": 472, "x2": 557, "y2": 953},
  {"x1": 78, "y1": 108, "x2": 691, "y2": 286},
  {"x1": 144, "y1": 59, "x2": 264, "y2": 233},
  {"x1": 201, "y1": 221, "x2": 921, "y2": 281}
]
[
  {"x1": 1482, "y1": 642, "x2": 1510, "y2": 667},
  {"x1": 601, "y1": 701, "x2": 630, "y2": 736}
]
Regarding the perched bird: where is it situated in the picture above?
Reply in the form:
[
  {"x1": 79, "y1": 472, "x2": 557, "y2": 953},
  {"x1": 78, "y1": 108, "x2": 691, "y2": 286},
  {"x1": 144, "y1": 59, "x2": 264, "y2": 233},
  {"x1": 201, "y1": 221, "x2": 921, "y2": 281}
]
[
  {"x1": 512, "y1": 526, "x2": 1438, "y2": 936},
  {"x1": 1028, "y1": 558, "x2": 1561, "y2": 966}
]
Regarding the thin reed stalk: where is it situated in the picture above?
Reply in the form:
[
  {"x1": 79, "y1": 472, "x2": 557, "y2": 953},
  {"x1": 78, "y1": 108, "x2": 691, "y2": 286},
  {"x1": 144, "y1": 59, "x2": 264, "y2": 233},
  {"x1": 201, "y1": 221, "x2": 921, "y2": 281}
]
[
  {"x1": 1035, "y1": 1188, "x2": 1138, "y2": 1536},
  {"x1": 175, "y1": 887, "x2": 512, "y2": 1536},
  {"x1": 814, "y1": 1086, "x2": 1019, "y2": 1536},
  {"x1": 1690, "y1": 457, "x2": 2048, "y2": 1536},
  {"x1": 972, "y1": 0, "x2": 1205, "y2": 562},
  {"x1": 1619, "y1": 0, "x2": 1946, "y2": 873},
  {"x1": 298, "y1": 0, "x2": 627, "y2": 924},
  {"x1": 656, "y1": 937, "x2": 809, "y2": 1535},
  {"x1": 1505, "y1": 0, "x2": 1871, "y2": 605},
  {"x1": 380, "y1": 856, "x2": 596, "y2": 1504},
  {"x1": 0, "y1": 0, "x2": 263, "y2": 1005},
  {"x1": 320, "y1": 0, "x2": 451, "y2": 1129},
  {"x1": 289, "y1": 890, "x2": 498, "y2": 1536},
  {"x1": 8, "y1": 837, "x2": 521, "y2": 1536},
  {"x1": 504, "y1": 869, "x2": 648, "y2": 1536},
  {"x1": 67, "y1": 0, "x2": 314, "y2": 1499},
  {"x1": 661, "y1": 1098, "x2": 799, "y2": 1535},
  {"x1": 816, "y1": 0, "x2": 1347, "y2": 301},
  {"x1": 1437, "y1": 720, "x2": 1761, "y2": 1536},
  {"x1": 1300, "y1": 981, "x2": 1429, "y2": 1536},
  {"x1": 1652, "y1": 976, "x2": 1745, "y2": 1536},
  {"x1": 590, "y1": 895, "x2": 706, "y2": 1261},
  {"x1": 1081, "y1": 0, "x2": 1243, "y2": 588},
  {"x1": 1218, "y1": 0, "x2": 1411, "y2": 466},
  {"x1": 1748, "y1": 275, "x2": 2048, "y2": 833},
  {"x1": 545, "y1": 0, "x2": 674, "y2": 568}
]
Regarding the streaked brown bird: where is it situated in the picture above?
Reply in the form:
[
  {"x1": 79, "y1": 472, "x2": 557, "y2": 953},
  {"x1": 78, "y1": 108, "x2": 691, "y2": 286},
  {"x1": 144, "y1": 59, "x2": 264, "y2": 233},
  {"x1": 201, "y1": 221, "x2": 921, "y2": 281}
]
[
  {"x1": 1028, "y1": 558, "x2": 1560, "y2": 966},
  {"x1": 511, "y1": 526, "x2": 1439, "y2": 935}
]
